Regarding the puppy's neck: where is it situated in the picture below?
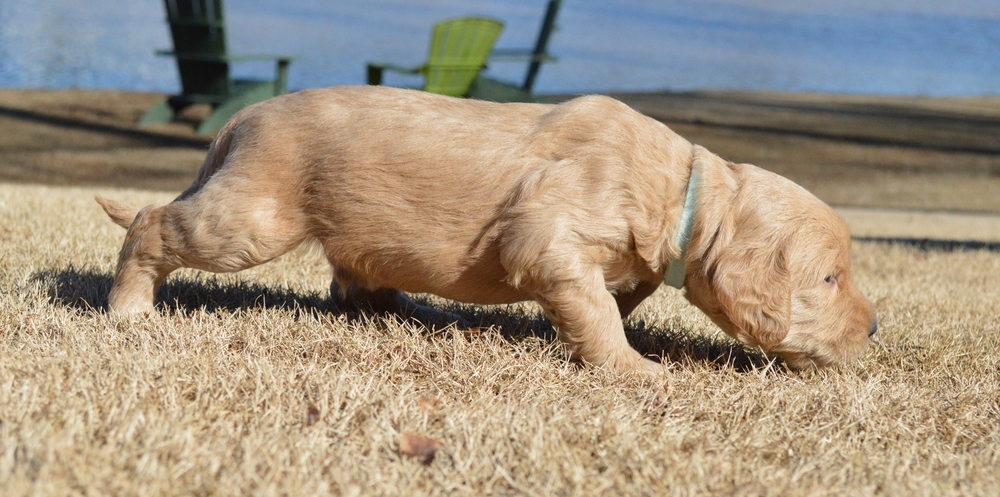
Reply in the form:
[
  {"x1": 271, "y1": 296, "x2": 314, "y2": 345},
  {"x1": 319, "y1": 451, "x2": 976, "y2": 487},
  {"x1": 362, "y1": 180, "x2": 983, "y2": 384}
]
[
  {"x1": 663, "y1": 157, "x2": 701, "y2": 288},
  {"x1": 682, "y1": 146, "x2": 742, "y2": 276}
]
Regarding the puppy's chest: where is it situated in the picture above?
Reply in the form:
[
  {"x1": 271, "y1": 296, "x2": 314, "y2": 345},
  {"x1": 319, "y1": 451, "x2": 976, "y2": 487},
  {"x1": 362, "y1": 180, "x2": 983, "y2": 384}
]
[{"x1": 596, "y1": 247, "x2": 653, "y2": 293}]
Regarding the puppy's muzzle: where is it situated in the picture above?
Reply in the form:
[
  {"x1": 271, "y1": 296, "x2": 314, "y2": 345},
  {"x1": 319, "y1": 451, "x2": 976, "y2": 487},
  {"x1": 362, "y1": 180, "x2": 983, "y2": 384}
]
[{"x1": 868, "y1": 319, "x2": 879, "y2": 337}]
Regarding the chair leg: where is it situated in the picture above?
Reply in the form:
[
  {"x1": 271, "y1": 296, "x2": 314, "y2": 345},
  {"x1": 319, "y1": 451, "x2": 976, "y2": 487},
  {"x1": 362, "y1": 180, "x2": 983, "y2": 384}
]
[
  {"x1": 275, "y1": 59, "x2": 291, "y2": 95},
  {"x1": 197, "y1": 100, "x2": 242, "y2": 135},
  {"x1": 367, "y1": 64, "x2": 384, "y2": 86},
  {"x1": 137, "y1": 98, "x2": 177, "y2": 127},
  {"x1": 197, "y1": 84, "x2": 275, "y2": 135}
]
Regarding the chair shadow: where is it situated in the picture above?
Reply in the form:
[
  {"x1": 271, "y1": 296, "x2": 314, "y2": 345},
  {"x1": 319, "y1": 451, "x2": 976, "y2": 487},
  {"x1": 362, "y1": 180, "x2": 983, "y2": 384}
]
[
  {"x1": 34, "y1": 266, "x2": 771, "y2": 372},
  {"x1": 0, "y1": 105, "x2": 210, "y2": 150}
]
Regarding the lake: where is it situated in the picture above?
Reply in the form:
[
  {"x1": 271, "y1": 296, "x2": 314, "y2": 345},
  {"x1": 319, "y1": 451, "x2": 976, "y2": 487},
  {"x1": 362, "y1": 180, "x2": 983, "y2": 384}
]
[{"x1": 0, "y1": 0, "x2": 998, "y2": 96}]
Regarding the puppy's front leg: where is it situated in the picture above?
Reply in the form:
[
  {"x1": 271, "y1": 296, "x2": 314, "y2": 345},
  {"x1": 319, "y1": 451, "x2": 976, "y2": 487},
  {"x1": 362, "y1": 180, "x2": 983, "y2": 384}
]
[{"x1": 532, "y1": 269, "x2": 664, "y2": 376}]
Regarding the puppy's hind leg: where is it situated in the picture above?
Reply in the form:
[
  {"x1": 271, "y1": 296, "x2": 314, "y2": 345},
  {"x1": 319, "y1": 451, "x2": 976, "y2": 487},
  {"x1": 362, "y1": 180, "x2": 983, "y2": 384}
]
[
  {"x1": 328, "y1": 269, "x2": 465, "y2": 329},
  {"x1": 106, "y1": 204, "x2": 176, "y2": 315},
  {"x1": 328, "y1": 274, "x2": 407, "y2": 315},
  {"x1": 107, "y1": 185, "x2": 308, "y2": 315}
]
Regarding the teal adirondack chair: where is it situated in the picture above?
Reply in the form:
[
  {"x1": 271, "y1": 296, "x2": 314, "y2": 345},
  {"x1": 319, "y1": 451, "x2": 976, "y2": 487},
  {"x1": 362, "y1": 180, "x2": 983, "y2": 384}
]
[
  {"x1": 468, "y1": 0, "x2": 561, "y2": 103},
  {"x1": 138, "y1": 0, "x2": 294, "y2": 135},
  {"x1": 367, "y1": 17, "x2": 504, "y2": 98}
]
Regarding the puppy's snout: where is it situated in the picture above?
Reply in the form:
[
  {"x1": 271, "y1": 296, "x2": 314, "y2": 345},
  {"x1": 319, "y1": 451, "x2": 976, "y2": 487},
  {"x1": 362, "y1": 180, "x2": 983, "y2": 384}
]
[{"x1": 868, "y1": 319, "x2": 879, "y2": 337}]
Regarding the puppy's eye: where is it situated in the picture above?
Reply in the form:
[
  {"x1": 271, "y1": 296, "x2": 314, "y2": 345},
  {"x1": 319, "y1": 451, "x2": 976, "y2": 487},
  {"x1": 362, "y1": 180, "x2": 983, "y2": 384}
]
[{"x1": 824, "y1": 275, "x2": 836, "y2": 284}]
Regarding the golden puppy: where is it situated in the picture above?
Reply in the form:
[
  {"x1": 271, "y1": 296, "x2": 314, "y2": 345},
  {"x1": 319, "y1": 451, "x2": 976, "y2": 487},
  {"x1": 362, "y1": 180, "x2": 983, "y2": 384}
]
[{"x1": 97, "y1": 86, "x2": 877, "y2": 373}]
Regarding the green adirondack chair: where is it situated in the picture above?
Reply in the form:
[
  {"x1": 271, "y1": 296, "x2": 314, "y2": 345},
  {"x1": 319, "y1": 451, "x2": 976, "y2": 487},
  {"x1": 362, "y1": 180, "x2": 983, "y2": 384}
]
[
  {"x1": 468, "y1": 0, "x2": 561, "y2": 103},
  {"x1": 138, "y1": 0, "x2": 294, "y2": 135},
  {"x1": 367, "y1": 17, "x2": 504, "y2": 98}
]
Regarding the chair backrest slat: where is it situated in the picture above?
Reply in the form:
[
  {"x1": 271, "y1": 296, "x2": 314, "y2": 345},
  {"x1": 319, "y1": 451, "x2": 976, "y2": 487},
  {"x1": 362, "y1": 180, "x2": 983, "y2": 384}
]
[
  {"x1": 425, "y1": 18, "x2": 503, "y2": 97},
  {"x1": 163, "y1": 0, "x2": 231, "y2": 97}
]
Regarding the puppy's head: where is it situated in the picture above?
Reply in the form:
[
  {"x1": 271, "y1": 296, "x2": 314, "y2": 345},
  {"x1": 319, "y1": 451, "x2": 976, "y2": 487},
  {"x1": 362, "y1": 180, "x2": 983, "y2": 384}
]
[{"x1": 683, "y1": 162, "x2": 876, "y2": 369}]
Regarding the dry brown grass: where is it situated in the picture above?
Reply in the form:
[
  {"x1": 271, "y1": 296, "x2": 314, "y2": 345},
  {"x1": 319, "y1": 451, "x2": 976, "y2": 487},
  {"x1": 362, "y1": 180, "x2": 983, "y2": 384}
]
[{"x1": 2, "y1": 182, "x2": 999, "y2": 496}]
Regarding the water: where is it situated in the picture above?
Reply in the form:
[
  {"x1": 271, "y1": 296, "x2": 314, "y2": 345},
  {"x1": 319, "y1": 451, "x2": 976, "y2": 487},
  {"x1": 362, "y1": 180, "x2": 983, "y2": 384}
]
[{"x1": 0, "y1": 0, "x2": 998, "y2": 96}]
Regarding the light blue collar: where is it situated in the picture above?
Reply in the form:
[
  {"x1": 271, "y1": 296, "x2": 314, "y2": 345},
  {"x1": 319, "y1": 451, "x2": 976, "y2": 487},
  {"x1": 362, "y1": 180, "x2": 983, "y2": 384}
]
[{"x1": 663, "y1": 164, "x2": 700, "y2": 289}]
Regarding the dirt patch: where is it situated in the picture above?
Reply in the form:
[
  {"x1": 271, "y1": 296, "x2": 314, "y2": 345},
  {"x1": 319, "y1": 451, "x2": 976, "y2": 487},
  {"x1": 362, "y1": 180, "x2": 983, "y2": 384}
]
[
  {"x1": 3, "y1": 89, "x2": 1000, "y2": 213},
  {"x1": 612, "y1": 91, "x2": 1000, "y2": 212},
  {"x1": 0, "y1": 89, "x2": 211, "y2": 192}
]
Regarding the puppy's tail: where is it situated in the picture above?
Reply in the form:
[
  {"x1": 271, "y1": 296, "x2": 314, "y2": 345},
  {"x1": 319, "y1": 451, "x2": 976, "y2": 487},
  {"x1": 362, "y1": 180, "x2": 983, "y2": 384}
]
[
  {"x1": 95, "y1": 196, "x2": 139, "y2": 229},
  {"x1": 175, "y1": 108, "x2": 239, "y2": 201}
]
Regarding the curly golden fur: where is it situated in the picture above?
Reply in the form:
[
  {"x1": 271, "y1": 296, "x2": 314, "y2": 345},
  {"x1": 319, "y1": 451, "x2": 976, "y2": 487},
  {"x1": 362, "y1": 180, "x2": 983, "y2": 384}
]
[{"x1": 97, "y1": 86, "x2": 876, "y2": 373}]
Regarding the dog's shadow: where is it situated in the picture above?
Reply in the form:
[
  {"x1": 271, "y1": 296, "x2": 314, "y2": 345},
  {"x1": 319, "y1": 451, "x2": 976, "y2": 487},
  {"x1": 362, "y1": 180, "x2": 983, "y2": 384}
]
[
  {"x1": 34, "y1": 266, "x2": 772, "y2": 372},
  {"x1": 35, "y1": 266, "x2": 330, "y2": 316}
]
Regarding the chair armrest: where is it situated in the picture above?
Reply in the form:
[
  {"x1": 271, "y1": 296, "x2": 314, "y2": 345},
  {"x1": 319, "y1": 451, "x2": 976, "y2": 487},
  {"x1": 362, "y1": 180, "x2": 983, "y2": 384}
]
[
  {"x1": 226, "y1": 54, "x2": 295, "y2": 63},
  {"x1": 157, "y1": 50, "x2": 294, "y2": 64},
  {"x1": 158, "y1": 50, "x2": 293, "y2": 94},
  {"x1": 487, "y1": 49, "x2": 557, "y2": 63},
  {"x1": 367, "y1": 62, "x2": 423, "y2": 74}
]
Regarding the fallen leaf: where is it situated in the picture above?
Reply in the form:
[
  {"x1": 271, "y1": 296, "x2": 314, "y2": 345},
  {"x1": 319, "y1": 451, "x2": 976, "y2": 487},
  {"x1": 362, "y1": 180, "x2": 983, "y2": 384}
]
[
  {"x1": 304, "y1": 405, "x2": 321, "y2": 427},
  {"x1": 399, "y1": 432, "x2": 442, "y2": 465},
  {"x1": 646, "y1": 388, "x2": 671, "y2": 410}
]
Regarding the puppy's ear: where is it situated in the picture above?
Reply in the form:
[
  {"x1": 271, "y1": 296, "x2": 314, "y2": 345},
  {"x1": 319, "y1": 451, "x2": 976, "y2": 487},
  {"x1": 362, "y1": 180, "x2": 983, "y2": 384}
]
[
  {"x1": 95, "y1": 196, "x2": 139, "y2": 229},
  {"x1": 710, "y1": 244, "x2": 791, "y2": 349}
]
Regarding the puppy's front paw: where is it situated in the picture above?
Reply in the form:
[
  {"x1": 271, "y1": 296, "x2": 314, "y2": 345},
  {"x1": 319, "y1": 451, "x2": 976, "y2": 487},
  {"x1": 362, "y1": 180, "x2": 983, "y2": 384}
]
[
  {"x1": 107, "y1": 291, "x2": 156, "y2": 316},
  {"x1": 637, "y1": 357, "x2": 668, "y2": 377}
]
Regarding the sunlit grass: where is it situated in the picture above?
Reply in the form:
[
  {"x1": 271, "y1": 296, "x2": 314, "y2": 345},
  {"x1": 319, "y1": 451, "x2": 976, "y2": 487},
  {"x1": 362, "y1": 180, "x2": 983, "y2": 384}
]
[{"x1": 1, "y1": 183, "x2": 998, "y2": 496}]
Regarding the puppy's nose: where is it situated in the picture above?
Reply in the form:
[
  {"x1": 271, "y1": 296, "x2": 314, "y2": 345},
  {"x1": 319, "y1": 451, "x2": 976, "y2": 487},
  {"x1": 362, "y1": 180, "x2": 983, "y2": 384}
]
[{"x1": 868, "y1": 319, "x2": 879, "y2": 337}]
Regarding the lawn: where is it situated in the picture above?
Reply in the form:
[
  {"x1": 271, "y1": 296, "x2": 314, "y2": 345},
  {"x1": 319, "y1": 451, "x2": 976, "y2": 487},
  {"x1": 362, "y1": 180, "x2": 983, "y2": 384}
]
[{"x1": 1, "y1": 182, "x2": 998, "y2": 495}]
